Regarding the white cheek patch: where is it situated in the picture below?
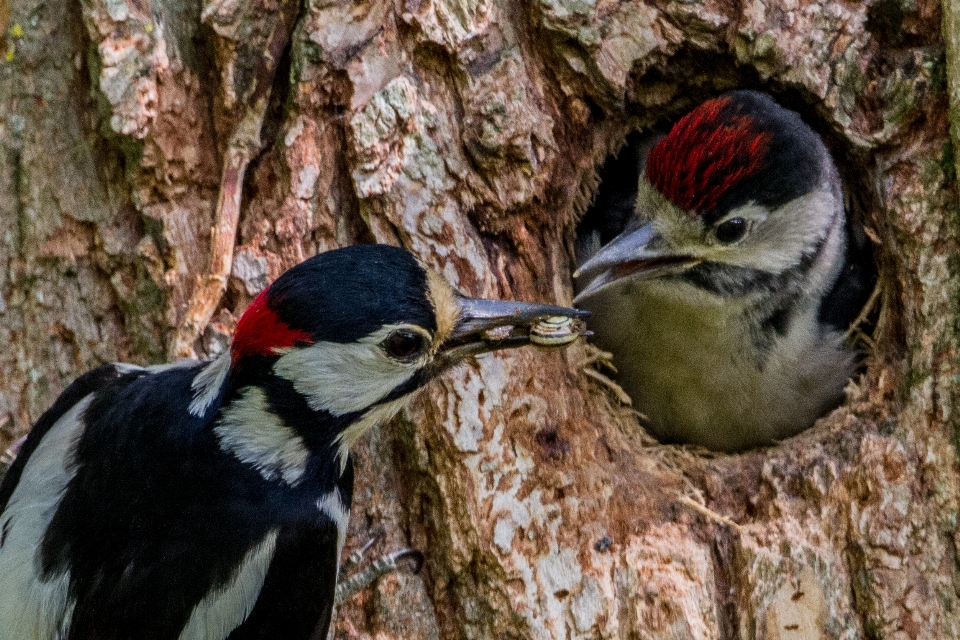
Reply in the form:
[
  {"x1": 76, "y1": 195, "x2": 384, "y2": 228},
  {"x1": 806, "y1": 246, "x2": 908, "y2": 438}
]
[
  {"x1": 0, "y1": 395, "x2": 93, "y2": 639},
  {"x1": 272, "y1": 326, "x2": 424, "y2": 417},
  {"x1": 177, "y1": 529, "x2": 279, "y2": 640},
  {"x1": 214, "y1": 388, "x2": 310, "y2": 486},
  {"x1": 727, "y1": 187, "x2": 839, "y2": 273},
  {"x1": 317, "y1": 489, "x2": 349, "y2": 571}
]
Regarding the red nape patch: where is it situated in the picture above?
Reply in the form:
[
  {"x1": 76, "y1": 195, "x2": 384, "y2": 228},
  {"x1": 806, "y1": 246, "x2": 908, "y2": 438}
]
[
  {"x1": 646, "y1": 96, "x2": 773, "y2": 214},
  {"x1": 231, "y1": 289, "x2": 313, "y2": 365}
]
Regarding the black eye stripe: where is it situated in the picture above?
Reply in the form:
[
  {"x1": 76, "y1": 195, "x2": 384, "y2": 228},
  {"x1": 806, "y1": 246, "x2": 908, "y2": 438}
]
[{"x1": 382, "y1": 330, "x2": 427, "y2": 361}]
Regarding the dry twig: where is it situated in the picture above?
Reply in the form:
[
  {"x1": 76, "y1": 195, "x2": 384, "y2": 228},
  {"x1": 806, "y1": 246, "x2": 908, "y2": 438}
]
[
  {"x1": 676, "y1": 494, "x2": 743, "y2": 532},
  {"x1": 169, "y1": 11, "x2": 298, "y2": 359}
]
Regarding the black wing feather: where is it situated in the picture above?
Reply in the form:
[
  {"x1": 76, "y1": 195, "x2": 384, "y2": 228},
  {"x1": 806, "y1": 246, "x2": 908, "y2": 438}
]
[
  {"x1": 0, "y1": 364, "x2": 139, "y2": 513},
  {"x1": 3, "y1": 359, "x2": 354, "y2": 640},
  {"x1": 229, "y1": 459, "x2": 355, "y2": 640},
  {"x1": 226, "y1": 520, "x2": 341, "y2": 640},
  {"x1": 45, "y1": 364, "x2": 275, "y2": 640}
]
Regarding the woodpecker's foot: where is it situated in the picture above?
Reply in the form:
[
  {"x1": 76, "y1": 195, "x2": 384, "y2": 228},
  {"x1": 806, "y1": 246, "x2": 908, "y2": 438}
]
[
  {"x1": 338, "y1": 536, "x2": 377, "y2": 576},
  {"x1": 335, "y1": 544, "x2": 424, "y2": 606},
  {"x1": 331, "y1": 538, "x2": 423, "y2": 640}
]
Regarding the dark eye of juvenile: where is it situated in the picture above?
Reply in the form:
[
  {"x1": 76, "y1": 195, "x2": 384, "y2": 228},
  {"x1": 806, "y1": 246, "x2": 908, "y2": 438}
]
[
  {"x1": 715, "y1": 217, "x2": 747, "y2": 243},
  {"x1": 383, "y1": 330, "x2": 426, "y2": 360}
]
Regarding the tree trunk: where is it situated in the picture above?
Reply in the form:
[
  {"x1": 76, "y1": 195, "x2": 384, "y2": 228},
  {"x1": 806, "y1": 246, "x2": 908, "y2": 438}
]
[{"x1": 1, "y1": 0, "x2": 957, "y2": 637}]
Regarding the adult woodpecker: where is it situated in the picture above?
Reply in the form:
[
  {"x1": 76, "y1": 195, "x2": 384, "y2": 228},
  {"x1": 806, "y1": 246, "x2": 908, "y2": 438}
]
[
  {"x1": 575, "y1": 91, "x2": 872, "y2": 452},
  {"x1": 0, "y1": 244, "x2": 586, "y2": 640}
]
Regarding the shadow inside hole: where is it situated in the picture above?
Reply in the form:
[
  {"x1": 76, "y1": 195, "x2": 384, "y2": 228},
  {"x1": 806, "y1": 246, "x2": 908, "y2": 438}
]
[{"x1": 574, "y1": 131, "x2": 655, "y2": 268}]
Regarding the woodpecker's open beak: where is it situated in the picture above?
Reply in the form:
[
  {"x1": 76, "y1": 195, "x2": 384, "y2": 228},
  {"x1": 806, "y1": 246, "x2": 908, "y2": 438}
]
[
  {"x1": 434, "y1": 297, "x2": 590, "y2": 370},
  {"x1": 573, "y1": 223, "x2": 701, "y2": 302}
]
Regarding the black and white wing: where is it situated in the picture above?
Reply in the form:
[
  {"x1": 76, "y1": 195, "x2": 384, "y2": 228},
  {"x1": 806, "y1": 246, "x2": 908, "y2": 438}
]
[{"x1": 0, "y1": 364, "x2": 145, "y2": 639}]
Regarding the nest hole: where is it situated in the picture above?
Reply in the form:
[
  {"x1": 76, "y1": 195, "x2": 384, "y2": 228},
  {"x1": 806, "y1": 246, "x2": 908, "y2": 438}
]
[{"x1": 573, "y1": 80, "x2": 892, "y2": 453}]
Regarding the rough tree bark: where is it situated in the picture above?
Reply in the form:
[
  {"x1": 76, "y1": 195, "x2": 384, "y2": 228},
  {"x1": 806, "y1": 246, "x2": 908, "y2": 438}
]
[{"x1": 0, "y1": 0, "x2": 956, "y2": 637}]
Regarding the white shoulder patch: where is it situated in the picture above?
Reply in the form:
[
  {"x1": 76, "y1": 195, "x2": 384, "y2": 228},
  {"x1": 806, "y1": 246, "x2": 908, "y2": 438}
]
[
  {"x1": 190, "y1": 352, "x2": 231, "y2": 417},
  {"x1": 214, "y1": 387, "x2": 309, "y2": 486},
  {"x1": 317, "y1": 489, "x2": 349, "y2": 569},
  {"x1": 0, "y1": 394, "x2": 93, "y2": 640},
  {"x1": 177, "y1": 529, "x2": 279, "y2": 640}
]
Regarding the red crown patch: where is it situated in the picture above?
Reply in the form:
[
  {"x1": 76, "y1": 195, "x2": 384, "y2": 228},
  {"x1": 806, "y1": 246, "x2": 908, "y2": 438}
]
[
  {"x1": 231, "y1": 288, "x2": 313, "y2": 365},
  {"x1": 646, "y1": 96, "x2": 773, "y2": 214}
]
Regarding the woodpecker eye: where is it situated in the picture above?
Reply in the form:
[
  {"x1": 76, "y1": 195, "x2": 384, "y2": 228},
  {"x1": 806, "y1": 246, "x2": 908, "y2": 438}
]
[
  {"x1": 715, "y1": 218, "x2": 748, "y2": 243},
  {"x1": 382, "y1": 329, "x2": 428, "y2": 361}
]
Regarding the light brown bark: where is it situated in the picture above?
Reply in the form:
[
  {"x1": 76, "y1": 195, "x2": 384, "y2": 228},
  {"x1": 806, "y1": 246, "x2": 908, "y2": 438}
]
[{"x1": 1, "y1": 0, "x2": 957, "y2": 637}]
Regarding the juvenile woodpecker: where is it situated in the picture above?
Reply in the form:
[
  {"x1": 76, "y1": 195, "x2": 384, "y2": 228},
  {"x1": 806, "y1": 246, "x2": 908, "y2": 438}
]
[
  {"x1": 576, "y1": 91, "x2": 871, "y2": 452},
  {"x1": 0, "y1": 244, "x2": 585, "y2": 640}
]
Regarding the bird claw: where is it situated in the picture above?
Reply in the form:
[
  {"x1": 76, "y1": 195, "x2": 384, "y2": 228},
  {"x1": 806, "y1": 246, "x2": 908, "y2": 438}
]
[
  {"x1": 338, "y1": 535, "x2": 378, "y2": 575},
  {"x1": 335, "y1": 542, "x2": 424, "y2": 606}
]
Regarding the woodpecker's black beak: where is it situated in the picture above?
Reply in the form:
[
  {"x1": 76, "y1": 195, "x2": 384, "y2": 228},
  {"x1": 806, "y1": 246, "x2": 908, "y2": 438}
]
[
  {"x1": 573, "y1": 222, "x2": 700, "y2": 302},
  {"x1": 434, "y1": 297, "x2": 590, "y2": 370}
]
